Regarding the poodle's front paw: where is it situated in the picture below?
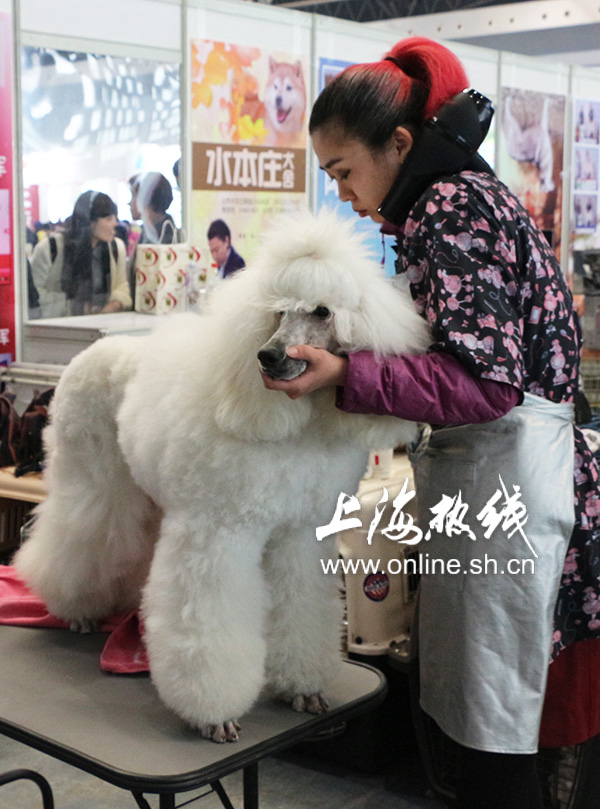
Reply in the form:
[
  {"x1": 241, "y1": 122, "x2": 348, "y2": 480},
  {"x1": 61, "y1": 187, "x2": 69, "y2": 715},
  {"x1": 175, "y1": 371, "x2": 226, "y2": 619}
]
[
  {"x1": 200, "y1": 720, "x2": 242, "y2": 744},
  {"x1": 291, "y1": 692, "x2": 329, "y2": 714},
  {"x1": 69, "y1": 619, "x2": 98, "y2": 634}
]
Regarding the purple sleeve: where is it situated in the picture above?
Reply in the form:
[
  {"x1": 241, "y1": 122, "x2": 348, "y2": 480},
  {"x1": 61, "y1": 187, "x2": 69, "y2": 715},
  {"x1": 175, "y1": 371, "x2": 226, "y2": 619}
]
[{"x1": 337, "y1": 350, "x2": 522, "y2": 426}]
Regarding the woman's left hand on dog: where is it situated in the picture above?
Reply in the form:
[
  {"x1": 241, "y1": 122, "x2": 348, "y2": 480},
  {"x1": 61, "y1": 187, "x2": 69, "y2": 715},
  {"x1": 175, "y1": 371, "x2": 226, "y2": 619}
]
[{"x1": 260, "y1": 345, "x2": 347, "y2": 399}]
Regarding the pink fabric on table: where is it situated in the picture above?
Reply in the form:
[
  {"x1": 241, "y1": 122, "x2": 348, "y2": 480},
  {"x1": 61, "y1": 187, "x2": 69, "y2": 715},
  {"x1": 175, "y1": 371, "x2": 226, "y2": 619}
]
[
  {"x1": 338, "y1": 350, "x2": 522, "y2": 426},
  {"x1": 0, "y1": 565, "x2": 148, "y2": 673}
]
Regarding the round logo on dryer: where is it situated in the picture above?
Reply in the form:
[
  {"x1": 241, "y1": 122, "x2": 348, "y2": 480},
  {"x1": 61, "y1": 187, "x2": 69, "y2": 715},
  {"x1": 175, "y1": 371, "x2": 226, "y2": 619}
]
[{"x1": 363, "y1": 572, "x2": 389, "y2": 602}]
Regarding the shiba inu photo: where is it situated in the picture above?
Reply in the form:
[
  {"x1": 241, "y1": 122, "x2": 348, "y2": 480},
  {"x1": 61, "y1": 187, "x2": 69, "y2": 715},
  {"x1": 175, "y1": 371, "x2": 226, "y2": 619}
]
[{"x1": 263, "y1": 56, "x2": 306, "y2": 147}]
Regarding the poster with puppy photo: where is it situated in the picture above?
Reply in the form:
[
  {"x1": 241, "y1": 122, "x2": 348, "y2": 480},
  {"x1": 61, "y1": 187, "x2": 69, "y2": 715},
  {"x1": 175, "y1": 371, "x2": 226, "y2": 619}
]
[
  {"x1": 190, "y1": 39, "x2": 308, "y2": 273},
  {"x1": 575, "y1": 100, "x2": 600, "y2": 145},
  {"x1": 573, "y1": 99, "x2": 600, "y2": 237},
  {"x1": 498, "y1": 88, "x2": 565, "y2": 254}
]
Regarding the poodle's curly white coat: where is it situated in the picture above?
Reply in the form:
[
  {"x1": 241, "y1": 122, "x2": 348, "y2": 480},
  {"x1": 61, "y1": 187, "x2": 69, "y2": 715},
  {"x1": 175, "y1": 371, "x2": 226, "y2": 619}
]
[{"x1": 14, "y1": 210, "x2": 430, "y2": 738}]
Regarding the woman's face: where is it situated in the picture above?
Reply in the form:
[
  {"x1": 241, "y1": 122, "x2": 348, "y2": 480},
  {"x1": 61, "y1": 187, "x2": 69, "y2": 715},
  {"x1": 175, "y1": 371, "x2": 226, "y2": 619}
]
[
  {"x1": 128, "y1": 190, "x2": 141, "y2": 221},
  {"x1": 311, "y1": 127, "x2": 409, "y2": 223},
  {"x1": 91, "y1": 214, "x2": 117, "y2": 244}
]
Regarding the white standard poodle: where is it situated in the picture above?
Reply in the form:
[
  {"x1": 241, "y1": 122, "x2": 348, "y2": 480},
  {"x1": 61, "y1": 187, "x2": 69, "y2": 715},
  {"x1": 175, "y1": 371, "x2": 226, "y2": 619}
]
[{"x1": 14, "y1": 209, "x2": 430, "y2": 742}]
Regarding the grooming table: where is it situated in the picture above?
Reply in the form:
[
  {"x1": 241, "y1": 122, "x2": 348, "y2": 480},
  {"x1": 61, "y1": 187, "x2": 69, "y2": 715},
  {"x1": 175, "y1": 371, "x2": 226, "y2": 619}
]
[{"x1": 0, "y1": 626, "x2": 386, "y2": 809}]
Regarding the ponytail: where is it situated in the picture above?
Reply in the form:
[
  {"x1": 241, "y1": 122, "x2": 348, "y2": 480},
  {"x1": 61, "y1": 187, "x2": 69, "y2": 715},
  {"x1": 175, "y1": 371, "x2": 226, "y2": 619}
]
[
  {"x1": 386, "y1": 37, "x2": 469, "y2": 120},
  {"x1": 309, "y1": 37, "x2": 468, "y2": 149}
]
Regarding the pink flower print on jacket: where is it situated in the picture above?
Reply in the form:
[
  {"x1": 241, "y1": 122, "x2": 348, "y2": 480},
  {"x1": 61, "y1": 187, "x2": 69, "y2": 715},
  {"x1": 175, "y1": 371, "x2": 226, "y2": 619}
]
[
  {"x1": 562, "y1": 548, "x2": 579, "y2": 579},
  {"x1": 584, "y1": 491, "x2": 600, "y2": 518},
  {"x1": 448, "y1": 331, "x2": 494, "y2": 356},
  {"x1": 405, "y1": 259, "x2": 427, "y2": 285},
  {"x1": 477, "y1": 266, "x2": 503, "y2": 288},
  {"x1": 550, "y1": 340, "x2": 569, "y2": 385},
  {"x1": 582, "y1": 587, "x2": 600, "y2": 616},
  {"x1": 574, "y1": 451, "x2": 588, "y2": 486},
  {"x1": 477, "y1": 313, "x2": 497, "y2": 331},
  {"x1": 544, "y1": 288, "x2": 566, "y2": 318}
]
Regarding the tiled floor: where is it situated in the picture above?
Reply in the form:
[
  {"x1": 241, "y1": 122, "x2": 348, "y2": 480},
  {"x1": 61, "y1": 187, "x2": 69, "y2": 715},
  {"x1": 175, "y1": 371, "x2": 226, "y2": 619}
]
[{"x1": 0, "y1": 732, "x2": 444, "y2": 809}]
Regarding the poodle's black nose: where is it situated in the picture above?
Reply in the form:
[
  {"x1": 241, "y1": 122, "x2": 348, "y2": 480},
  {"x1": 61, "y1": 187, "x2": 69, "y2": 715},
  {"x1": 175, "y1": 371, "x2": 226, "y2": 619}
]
[{"x1": 257, "y1": 347, "x2": 284, "y2": 369}]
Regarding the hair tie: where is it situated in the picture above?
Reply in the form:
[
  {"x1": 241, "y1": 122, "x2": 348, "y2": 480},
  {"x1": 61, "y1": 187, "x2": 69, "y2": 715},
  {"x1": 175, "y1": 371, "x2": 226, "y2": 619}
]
[{"x1": 384, "y1": 56, "x2": 404, "y2": 71}]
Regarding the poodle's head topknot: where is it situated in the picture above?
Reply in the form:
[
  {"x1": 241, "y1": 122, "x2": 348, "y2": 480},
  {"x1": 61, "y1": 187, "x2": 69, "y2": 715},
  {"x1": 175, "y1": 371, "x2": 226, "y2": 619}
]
[{"x1": 255, "y1": 207, "x2": 383, "y2": 311}]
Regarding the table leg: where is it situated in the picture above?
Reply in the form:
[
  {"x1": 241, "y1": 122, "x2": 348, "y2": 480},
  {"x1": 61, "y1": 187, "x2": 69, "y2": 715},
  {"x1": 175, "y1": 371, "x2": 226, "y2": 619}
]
[
  {"x1": 0, "y1": 769, "x2": 54, "y2": 809},
  {"x1": 132, "y1": 791, "x2": 175, "y2": 808},
  {"x1": 243, "y1": 763, "x2": 259, "y2": 809},
  {"x1": 211, "y1": 780, "x2": 236, "y2": 809}
]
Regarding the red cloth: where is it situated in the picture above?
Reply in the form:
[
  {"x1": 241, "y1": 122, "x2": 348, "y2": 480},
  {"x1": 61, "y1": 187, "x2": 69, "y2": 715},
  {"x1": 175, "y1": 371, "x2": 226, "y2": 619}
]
[
  {"x1": 0, "y1": 565, "x2": 148, "y2": 673},
  {"x1": 540, "y1": 639, "x2": 600, "y2": 748}
]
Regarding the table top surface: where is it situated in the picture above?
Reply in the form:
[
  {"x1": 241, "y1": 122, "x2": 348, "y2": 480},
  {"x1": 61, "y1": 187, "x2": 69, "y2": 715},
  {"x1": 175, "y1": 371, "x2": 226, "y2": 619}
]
[
  {"x1": 0, "y1": 467, "x2": 46, "y2": 503},
  {"x1": 0, "y1": 626, "x2": 385, "y2": 795}
]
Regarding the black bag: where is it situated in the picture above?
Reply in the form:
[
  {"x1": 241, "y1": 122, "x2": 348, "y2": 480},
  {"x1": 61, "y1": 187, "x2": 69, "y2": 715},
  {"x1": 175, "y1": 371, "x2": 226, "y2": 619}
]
[
  {"x1": 15, "y1": 389, "x2": 55, "y2": 477},
  {"x1": 0, "y1": 393, "x2": 21, "y2": 467}
]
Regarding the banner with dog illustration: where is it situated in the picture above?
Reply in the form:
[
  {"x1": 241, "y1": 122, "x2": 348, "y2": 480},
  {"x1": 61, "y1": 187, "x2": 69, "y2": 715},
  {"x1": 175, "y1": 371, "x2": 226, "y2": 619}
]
[
  {"x1": 190, "y1": 39, "x2": 308, "y2": 266},
  {"x1": 497, "y1": 88, "x2": 565, "y2": 257}
]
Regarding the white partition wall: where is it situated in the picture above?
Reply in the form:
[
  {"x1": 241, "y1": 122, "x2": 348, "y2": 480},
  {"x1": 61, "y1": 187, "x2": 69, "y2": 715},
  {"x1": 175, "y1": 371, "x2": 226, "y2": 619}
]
[{"x1": 19, "y1": 0, "x2": 181, "y2": 52}]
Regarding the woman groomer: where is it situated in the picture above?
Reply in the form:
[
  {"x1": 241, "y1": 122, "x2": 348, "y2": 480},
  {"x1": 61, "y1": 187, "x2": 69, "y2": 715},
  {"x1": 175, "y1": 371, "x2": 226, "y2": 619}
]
[
  {"x1": 261, "y1": 37, "x2": 600, "y2": 809},
  {"x1": 30, "y1": 190, "x2": 131, "y2": 318}
]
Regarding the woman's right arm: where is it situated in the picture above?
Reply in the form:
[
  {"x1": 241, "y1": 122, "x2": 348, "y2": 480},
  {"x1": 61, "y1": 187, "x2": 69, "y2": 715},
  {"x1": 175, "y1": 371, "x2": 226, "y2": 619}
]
[{"x1": 339, "y1": 349, "x2": 521, "y2": 426}]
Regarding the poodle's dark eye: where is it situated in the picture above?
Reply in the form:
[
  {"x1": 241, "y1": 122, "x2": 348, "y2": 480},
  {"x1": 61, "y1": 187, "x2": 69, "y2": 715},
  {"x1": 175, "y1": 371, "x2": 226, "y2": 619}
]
[{"x1": 313, "y1": 306, "x2": 331, "y2": 319}]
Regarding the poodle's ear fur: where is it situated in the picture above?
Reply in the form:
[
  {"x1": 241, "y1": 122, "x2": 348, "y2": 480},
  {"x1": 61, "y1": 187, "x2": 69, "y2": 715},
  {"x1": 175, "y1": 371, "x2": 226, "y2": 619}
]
[{"x1": 206, "y1": 269, "x2": 314, "y2": 443}]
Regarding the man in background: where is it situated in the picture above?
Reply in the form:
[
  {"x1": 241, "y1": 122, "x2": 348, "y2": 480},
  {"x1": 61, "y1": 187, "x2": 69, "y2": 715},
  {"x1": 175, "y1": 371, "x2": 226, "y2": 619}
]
[{"x1": 207, "y1": 219, "x2": 245, "y2": 279}]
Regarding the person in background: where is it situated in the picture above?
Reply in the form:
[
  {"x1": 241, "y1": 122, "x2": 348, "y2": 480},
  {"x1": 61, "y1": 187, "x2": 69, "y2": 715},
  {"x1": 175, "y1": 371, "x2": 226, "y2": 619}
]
[
  {"x1": 127, "y1": 171, "x2": 177, "y2": 301},
  {"x1": 128, "y1": 172, "x2": 176, "y2": 245},
  {"x1": 207, "y1": 219, "x2": 245, "y2": 279},
  {"x1": 29, "y1": 190, "x2": 131, "y2": 318},
  {"x1": 172, "y1": 157, "x2": 181, "y2": 190},
  {"x1": 261, "y1": 36, "x2": 600, "y2": 809}
]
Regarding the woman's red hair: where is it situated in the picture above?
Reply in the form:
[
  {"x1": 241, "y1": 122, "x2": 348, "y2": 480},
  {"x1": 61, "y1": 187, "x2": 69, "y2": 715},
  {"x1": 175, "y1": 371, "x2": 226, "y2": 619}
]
[
  {"x1": 309, "y1": 36, "x2": 470, "y2": 148},
  {"x1": 386, "y1": 37, "x2": 469, "y2": 120}
]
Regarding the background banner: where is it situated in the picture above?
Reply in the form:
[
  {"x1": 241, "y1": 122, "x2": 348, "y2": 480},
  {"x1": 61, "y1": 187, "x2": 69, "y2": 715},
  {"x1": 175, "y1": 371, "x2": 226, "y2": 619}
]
[
  {"x1": 0, "y1": 8, "x2": 15, "y2": 363},
  {"x1": 190, "y1": 39, "x2": 308, "y2": 268}
]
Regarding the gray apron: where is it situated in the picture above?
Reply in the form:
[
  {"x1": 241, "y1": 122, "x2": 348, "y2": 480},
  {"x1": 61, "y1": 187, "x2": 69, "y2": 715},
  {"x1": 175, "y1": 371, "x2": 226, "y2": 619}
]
[{"x1": 410, "y1": 393, "x2": 574, "y2": 753}]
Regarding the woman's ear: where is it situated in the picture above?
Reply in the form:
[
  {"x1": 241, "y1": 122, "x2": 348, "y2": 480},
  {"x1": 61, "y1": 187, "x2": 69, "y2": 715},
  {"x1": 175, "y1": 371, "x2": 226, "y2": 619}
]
[{"x1": 392, "y1": 126, "x2": 414, "y2": 163}]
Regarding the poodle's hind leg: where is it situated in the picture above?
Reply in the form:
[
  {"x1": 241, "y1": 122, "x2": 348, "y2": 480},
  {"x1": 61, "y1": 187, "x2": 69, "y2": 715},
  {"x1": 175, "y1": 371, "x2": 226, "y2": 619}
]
[
  {"x1": 263, "y1": 524, "x2": 343, "y2": 712},
  {"x1": 13, "y1": 338, "x2": 159, "y2": 626},
  {"x1": 13, "y1": 423, "x2": 160, "y2": 626},
  {"x1": 142, "y1": 514, "x2": 270, "y2": 741}
]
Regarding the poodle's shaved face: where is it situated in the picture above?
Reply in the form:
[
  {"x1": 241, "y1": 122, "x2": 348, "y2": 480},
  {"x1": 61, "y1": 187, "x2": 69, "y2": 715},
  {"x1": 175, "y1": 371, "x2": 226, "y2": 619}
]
[{"x1": 257, "y1": 306, "x2": 339, "y2": 380}]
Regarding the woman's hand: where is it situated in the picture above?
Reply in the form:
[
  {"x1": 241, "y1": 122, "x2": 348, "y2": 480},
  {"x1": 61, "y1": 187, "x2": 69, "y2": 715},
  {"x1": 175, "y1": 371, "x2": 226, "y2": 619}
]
[
  {"x1": 260, "y1": 346, "x2": 347, "y2": 399},
  {"x1": 100, "y1": 299, "x2": 124, "y2": 314}
]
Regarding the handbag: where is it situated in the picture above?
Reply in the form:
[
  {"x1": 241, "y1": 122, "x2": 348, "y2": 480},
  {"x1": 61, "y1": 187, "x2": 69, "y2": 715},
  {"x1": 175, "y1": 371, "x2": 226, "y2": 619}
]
[
  {"x1": 0, "y1": 393, "x2": 20, "y2": 468},
  {"x1": 15, "y1": 388, "x2": 54, "y2": 477}
]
